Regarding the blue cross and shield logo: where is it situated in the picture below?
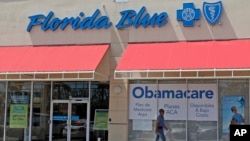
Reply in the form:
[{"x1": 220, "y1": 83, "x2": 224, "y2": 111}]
[
  {"x1": 203, "y1": 1, "x2": 223, "y2": 25},
  {"x1": 177, "y1": 1, "x2": 223, "y2": 27},
  {"x1": 177, "y1": 3, "x2": 201, "y2": 27}
]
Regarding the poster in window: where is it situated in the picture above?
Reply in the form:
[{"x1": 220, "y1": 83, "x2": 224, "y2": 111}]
[
  {"x1": 222, "y1": 96, "x2": 245, "y2": 133},
  {"x1": 93, "y1": 109, "x2": 109, "y2": 130},
  {"x1": 10, "y1": 104, "x2": 28, "y2": 128}
]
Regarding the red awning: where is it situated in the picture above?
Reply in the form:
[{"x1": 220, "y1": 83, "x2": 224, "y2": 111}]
[
  {"x1": 0, "y1": 45, "x2": 109, "y2": 80},
  {"x1": 115, "y1": 40, "x2": 250, "y2": 79}
]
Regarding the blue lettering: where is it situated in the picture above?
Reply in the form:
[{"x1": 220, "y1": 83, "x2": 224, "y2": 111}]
[
  {"x1": 132, "y1": 86, "x2": 214, "y2": 99},
  {"x1": 116, "y1": 9, "x2": 136, "y2": 28},
  {"x1": 42, "y1": 11, "x2": 53, "y2": 31},
  {"x1": 61, "y1": 17, "x2": 78, "y2": 30},
  {"x1": 132, "y1": 86, "x2": 144, "y2": 98},
  {"x1": 147, "y1": 14, "x2": 159, "y2": 27},
  {"x1": 27, "y1": 14, "x2": 47, "y2": 32},
  {"x1": 27, "y1": 9, "x2": 112, "y2": 32},
  {"x1": 27, "y1": 7, "x2": 168, "y2": 31},
  {"x1": 138, "y1": 112, "x2": 147, "y2": 117},
  {"x1": 206, "y1": 90, "x2": 213, "y2": 99},
  {"x1": 190, "y1": 90, "x2": 199, "y2": 99},
  {"x1": 145, "y1": 86, "x2": 153, "y2": 98},
  {"x1": 133, "y1": 7, "x2": 146, "y2": 28},
  {"x1": 61, "y1": 12, "x2": 85, "y2": 30},
  {"x1": 116, "y1": 6, "x2": 168, "y2": 29},
  {"x1": 176, "y1": 90, "x2": 184, "y2": 98},
  {"x1": 166, "y1": 110, "x2": 177, "y2": 114},
  {"x1": 49, "y1": 18, "x2": 61, "y2": 31},
  {"x1": 163, "y1": 90, "x2": 174, "y2": 98},
  {"x1": 155, "y1": 90, "x2": 161, "y2": 98},
  {"x1": 183, "y1": 91, "x2": 187, "y2": 98},
  {"x1": 94, "y1": 16, "x2": 112, "y2": 29},
  {"x1": 156, "y1": 13, "x2": 168, "y2": 26},
  {"x1": 79, "y1": 9, "x2": 101, "y2": 29}
]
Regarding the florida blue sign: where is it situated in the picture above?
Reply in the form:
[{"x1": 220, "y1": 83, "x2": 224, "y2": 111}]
[
  {"x1": 26, "y1": 2, "x2": 223, "y2": 31},
  {"x1": 27, "y1": 6, "x2": 168, "y2": 32},
  {"x1": 177, "y1": 3, "x2": 201, "y2": 27},
  {"x1": 203, "y1": 1, "x2": 223, "y2": 25},
  {"x1": 27, "y1": 9, "x2": 112, "y2": 32}
]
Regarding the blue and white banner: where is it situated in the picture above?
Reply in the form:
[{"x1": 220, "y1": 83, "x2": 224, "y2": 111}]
[{"x1": 129, "y1": 84, "x2": 218, "y2": 121}]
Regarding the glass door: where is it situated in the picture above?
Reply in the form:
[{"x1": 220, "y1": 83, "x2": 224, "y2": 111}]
[
  {"x1": 50, "y1": 102, "x2": 69, "y2": 141},
  {"x1": 70, "y1": 102, "x2": 89, "y2": 141},
  {"x1": 49, "y1": 100, "x2": 89, "y2": 141}
]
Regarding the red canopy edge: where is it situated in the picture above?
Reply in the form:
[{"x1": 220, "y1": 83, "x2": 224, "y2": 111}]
[
  {"x1": 0, "y1": 45, "x2": 109, "y2": 73},
  {"x1": 115, "y1": 40, "x2": 250, "y2": 79}
]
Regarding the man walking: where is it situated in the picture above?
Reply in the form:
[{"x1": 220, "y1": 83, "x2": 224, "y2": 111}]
[{"x1": 154, "y1": 109, "x2": 168, "y2": 141}]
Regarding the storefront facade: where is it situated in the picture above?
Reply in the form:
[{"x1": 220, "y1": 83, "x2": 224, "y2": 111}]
[{"x1": 0, "y1": 0, "x2": 250, "y2": 141}]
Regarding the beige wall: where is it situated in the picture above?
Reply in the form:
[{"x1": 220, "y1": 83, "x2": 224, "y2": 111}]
[
  {"x1": 1, "y1": 0, "x2": 250, "y2": 141},
  {"x1": 0, "y1": 0, "x2": 250, "y2": 46}
]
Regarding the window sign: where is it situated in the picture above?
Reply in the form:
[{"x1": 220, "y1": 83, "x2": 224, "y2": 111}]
[
  {"x1": 158, "y1": 84, "x2": 187, "y2": 120},
  {"x1": 129, "y1": 84, "x2": 218, "y2": 121},
  {"x1": 10, "y1": 104, "x2": 28, "y2": 128},
  {"x1": 187, "y1": 84, "x2": 218, "y2": 121},
  {"x1": 93, "y1": 109, "x2": 109, "y2": 130},
  {"x1": 129, "y1": 84, "x2": 158, "y2": 120}
]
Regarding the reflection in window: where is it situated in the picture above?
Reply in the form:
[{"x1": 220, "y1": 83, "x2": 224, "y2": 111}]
[
  {"x1": 53, "y1": 82, "x2": 89, "y2": 100},
  {"x1": 6, "y1": 82, "x2": 31, "y2": 141},
  {"x1": 32, "y1": 82, "x2": 51, "y2": 140}
]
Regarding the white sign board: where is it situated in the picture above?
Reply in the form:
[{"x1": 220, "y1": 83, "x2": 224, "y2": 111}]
[
  {"x1": 129, "y1": 84, "x2": 218, "y2": 121},
  {"x1": 187, "y1": 84, "x2": 218, "y2": 121},
  {"x1": 158, "y1": 84, "x2": 187, "y2": 120},
  {"x1": 129, "y1": 84, "x2": 158, "y2": 119}
]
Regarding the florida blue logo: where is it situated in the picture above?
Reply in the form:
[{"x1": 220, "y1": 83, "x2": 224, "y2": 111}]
[
  {"x1": 177, "y1": 3, "x2": 200, "y2": 27},
  {"x1": 203, "y1": 1, "x2": 223, "y2": 25}
]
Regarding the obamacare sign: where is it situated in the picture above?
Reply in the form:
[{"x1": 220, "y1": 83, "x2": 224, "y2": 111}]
[
  {"x1": 26, "y1": 1, "x2": 222, "y2": 32},
  {"x1": 129, "y1": 84, "x2": 218, "y2": 121}
]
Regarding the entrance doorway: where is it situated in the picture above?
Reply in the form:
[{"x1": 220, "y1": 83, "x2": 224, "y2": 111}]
[{"x1": 49, "y1": 99, "x2": 90, "y2": 141}]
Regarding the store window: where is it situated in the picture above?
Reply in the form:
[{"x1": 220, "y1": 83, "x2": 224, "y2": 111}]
[
  {"x1": 0, "y1": 81, "x2": 110, "y2": 141},
  {"x1": 128, "y1": 80, "x2": 249, "y2": 141},
  {"x1": 53, "y1": 81, "x2": 90, "y2": 100},
  {"x1": 90, "y1": 81, "x2": 109, "y2": 141},
  {"x1": 6, "y1": 82, "x2": 31, "y2": 141},
  {"x1": 31, "y1": 82, "x2": 51, "y2": 140},
  {"x1": 186, "y1": 80, "x2": 218, "y2": 141},
  {"x1": 50, "y1": 81, "x2": 110, "y2": 140},
  {"x1": 219, "y1": 79, "x2": 249, "y2": 141},
  {"x1": 0, "y1": 82, "x2": 6, "y2": 141}
]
